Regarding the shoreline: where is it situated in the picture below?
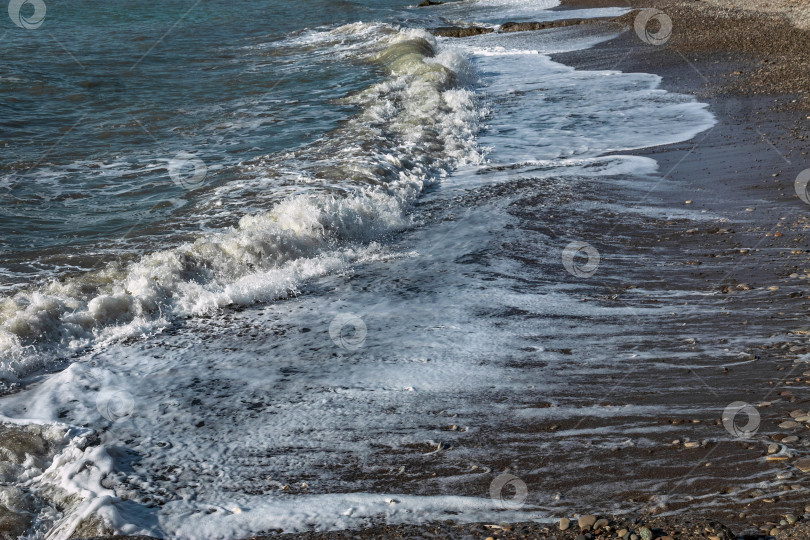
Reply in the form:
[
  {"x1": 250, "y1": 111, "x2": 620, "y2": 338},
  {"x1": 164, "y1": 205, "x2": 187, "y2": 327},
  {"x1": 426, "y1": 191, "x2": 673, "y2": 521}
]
[
  {"x1": 24, "y1": 0, "x2": 810, "y2": 538},
  {"x1": 252, "y1": 1, "x2": 810, "y2": 538}
]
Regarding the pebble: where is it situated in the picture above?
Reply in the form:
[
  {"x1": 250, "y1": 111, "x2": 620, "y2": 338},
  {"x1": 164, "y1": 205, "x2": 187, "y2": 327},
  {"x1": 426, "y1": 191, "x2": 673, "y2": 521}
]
[
  {"x1": 684, "y1": 441, "x2": 700, "y2": 448},
  {"x1": 778, "y1": 471, "x2": 794, "y2": 479},
  {"x1": 784, "y1": 435, "x2": 800, "y2": 443},
  {"x1": 787, "y1": 513, "x2": 799, "y2": 524},
  {"x1": 790, "y1": 410, "x2": 808, "y2": 418},
  {"x1": 639, "y1": 526, "x2": 653, "y2": 540},
  {"x1": 795, "y1": 457, "x2": 810, "y2": 472},
  {"x1": 593, "y1": 518, "x2": 608, "y2": 530},
  {"x1": 616, "y1": 528, "x2": 628, "y2": 538},
  {"x1": 578, "y1": 514, "x2": 597, "y2": 530},
  {"x1": 768, "y1": 443, "x2": 780, "y2": 454},
  {"x1": 779, "y1": 420, "x2": 799, "y2": 428},
  {"x1": 574, "y1": 536, "x2": 586, "y2": 540},
  {"x1": 559, "y1": 517, "x2": 570, "y2": 531}
]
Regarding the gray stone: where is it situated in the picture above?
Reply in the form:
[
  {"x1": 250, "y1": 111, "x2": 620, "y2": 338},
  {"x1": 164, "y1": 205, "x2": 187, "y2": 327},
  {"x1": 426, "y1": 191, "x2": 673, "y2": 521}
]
[
  {"x1": 593, "y1": 518, "x2": 609, "y2": 530},
  {"x1": 795, "y1": 457, "x2": 810, "y2": 472},
  {"x1": 578, "y1": 515, "x2": 597, "y2": 530}
]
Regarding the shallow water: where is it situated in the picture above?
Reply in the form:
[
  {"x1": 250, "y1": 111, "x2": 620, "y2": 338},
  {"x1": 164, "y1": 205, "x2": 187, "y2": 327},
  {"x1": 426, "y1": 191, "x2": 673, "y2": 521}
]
[{"x1": 0, "y1": 0, "x2": 730, "y2": 537}]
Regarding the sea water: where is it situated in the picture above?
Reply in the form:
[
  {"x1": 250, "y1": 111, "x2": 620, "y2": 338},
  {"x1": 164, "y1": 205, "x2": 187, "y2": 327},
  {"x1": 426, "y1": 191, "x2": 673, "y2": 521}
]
[{"x1": 0, "y1": 0, "x2": 716, "y2": 537}]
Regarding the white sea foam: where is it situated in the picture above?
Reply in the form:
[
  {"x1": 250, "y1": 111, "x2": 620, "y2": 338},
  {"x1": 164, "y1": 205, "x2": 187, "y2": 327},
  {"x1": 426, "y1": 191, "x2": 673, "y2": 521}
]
[
  {"x1": 0, "y1": 24, "x2": 484, "y2": 384},
  {"x1": 0, "y1": 8, "x2": 726, "y2": 540}
]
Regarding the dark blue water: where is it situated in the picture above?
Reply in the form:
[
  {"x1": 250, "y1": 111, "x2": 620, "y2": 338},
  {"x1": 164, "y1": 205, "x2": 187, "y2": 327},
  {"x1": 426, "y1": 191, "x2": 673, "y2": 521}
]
[{"x1": 0, "y1": 0, "x2": 416, "y2": 287}]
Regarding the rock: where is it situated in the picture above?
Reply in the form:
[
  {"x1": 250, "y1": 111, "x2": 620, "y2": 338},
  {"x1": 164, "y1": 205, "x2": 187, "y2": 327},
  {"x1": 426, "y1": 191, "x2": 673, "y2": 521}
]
[
  {"x1": 418, "y1": 0, "x2": 444, "y2": 5},
  {"x1": 684, "y1": 441, "x2": 700, "y2": 448},
  {"x1": 784, "y1": 435, "x2": 800, "y2": 443},
  {"x1": 593, "y1": 518, "x2": 609, "y2": 530},
  {"x1": 559, "y1": 517, "x2": 570, "y2": 530},
  {"x1": 639, "y1": 526, "x2": 653, "y2": 540},
  {"x1": 578, "y1": 514, "x2": 597, "y2": 530},
  {"x1": 498, "y1": 18, "x2": 618, "y2": 33},
  {"x1": 779, "y1": 420, "x2": 799, "y2": 428},
  {"x1": 795, "y1": 457, "x2": 810, "y2": 472},
  {"x1": 787, "y1": 513, "x2": 799, "y2": 524},
  {"x1": 617, "y1": 528, "x2": 628, "y2": 538},
  {"x1": 431, "y1": 26, "x2": 494, "y2": 38},
  {"x1": 574, "y1": 536, "x2": 586, "y2": 540},
  {"x1": 790, "y1": 410, "x2": 807, "y2": 418},
  {"x1": 769, "y1": 443, "x2": 780, "y2": 454},
  {"x1": 630, "y1": 535, "x2": 639, "y2": 540},
  {"x1": 500, "y1": 21, "x2": 556, "y2": 32}
]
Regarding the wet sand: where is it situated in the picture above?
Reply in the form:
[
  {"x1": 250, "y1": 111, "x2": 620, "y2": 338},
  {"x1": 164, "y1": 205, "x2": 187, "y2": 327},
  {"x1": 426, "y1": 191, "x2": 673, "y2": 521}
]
[{"x1": 250, "y1": 1, "x2": 810, "y2": 538}]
